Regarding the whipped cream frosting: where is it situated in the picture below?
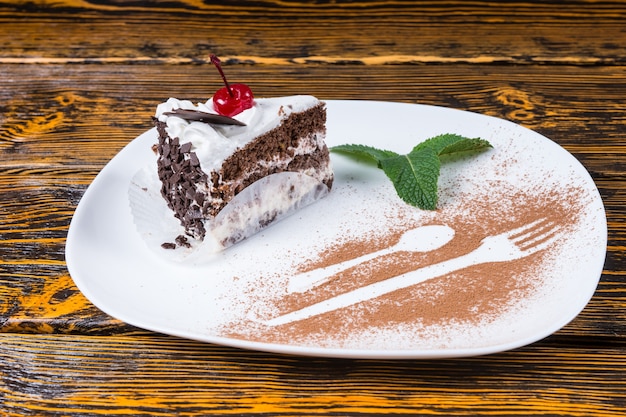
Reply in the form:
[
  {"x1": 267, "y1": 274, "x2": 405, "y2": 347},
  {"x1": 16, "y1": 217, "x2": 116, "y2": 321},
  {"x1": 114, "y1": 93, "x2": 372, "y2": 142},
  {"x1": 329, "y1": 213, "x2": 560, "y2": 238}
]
[{"x1": 155, "y1": 95, "x2": 323, "y2": 173}]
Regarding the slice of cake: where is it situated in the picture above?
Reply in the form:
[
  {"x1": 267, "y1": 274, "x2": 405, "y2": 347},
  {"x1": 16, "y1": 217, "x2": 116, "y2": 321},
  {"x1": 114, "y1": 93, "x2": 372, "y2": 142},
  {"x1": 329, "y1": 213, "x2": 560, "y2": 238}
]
[{"x1": 152, "y1": 95, "x2": 333, "y2": 249}]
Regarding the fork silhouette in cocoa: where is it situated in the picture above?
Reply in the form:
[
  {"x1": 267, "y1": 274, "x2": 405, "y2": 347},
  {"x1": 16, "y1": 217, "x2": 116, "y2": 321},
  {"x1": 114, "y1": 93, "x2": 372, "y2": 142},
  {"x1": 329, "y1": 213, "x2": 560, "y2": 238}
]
[{"x1": 264, "y1": 218, "x2": 562, "y2": 326}]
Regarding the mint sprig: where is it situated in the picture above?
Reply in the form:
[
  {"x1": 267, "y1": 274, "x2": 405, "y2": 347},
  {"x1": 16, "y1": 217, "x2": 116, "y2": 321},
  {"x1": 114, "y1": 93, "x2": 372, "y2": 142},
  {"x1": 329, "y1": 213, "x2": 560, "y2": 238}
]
[{"x1": 331, "y1": 134, "x2": 492, "y2": 210}]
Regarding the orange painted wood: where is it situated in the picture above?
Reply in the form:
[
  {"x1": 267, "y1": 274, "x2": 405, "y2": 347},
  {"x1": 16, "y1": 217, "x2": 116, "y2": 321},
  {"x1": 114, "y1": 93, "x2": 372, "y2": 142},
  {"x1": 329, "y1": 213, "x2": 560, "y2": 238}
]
[
  {"x1": 1, "y1": 0, "x2": 625, "y2": 415},
  {"x1": 1, "y1": 1, "x2": 626, "y2": 65},
  {"x1": 1, "y1": 333, "x2": 625, "y2": 416}
]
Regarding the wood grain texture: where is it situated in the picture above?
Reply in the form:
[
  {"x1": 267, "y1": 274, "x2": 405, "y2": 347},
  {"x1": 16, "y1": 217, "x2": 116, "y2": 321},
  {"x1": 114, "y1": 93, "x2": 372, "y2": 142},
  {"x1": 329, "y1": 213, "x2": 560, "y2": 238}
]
[
  {"x1": 1, "y1": 63, "x2": 625, "y2": 338},
  {"x1": 1, "y1": 0, "x2": 626, "y2": 415},
  {"x1": 1, "y1": 1, "x2": 626, "y2": 65},
  {"x1": 0, "y1": 333, "x2": 625, "y2": 416}
]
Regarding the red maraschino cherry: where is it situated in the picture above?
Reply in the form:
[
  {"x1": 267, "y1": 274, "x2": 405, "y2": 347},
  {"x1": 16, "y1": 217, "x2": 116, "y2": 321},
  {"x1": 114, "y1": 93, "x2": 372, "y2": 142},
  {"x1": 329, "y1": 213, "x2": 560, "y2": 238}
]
[{"x1": 210, "y1": 54, "x2": 254, "y2": 117}]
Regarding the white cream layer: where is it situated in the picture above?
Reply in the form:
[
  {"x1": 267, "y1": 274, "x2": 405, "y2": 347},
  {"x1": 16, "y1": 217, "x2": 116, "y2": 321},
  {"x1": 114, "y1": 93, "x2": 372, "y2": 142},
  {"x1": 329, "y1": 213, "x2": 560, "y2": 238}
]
[{"x1": 155, "y1": 95, "x2": 322, "y2": 173}]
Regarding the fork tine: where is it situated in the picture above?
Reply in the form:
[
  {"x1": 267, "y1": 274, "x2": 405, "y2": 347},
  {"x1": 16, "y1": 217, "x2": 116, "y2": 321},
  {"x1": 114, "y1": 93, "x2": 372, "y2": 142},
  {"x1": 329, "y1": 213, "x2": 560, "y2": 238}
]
[
  {"x1": 505, "y1": 217, "x2": 562, "y2": 255},
  {"x1": 506, "y1": 217, "x2": 550, "y2": 239},
  {"x1": 518, "y1": 226, "x2": 563, "y2": 255},
  {"x1": 511, "y1": 219, "x2": 556, "y2": 242},
  {"x1": 517, "y1": 221, "x2": 558, "y2": 243}
]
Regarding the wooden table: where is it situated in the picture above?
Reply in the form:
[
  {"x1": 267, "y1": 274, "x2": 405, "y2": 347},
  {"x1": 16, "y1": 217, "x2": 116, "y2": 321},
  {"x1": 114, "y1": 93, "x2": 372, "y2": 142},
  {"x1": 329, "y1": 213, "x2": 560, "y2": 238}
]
[{"x1": 1, "y1": 1, "x2": 625, "y2": 415}]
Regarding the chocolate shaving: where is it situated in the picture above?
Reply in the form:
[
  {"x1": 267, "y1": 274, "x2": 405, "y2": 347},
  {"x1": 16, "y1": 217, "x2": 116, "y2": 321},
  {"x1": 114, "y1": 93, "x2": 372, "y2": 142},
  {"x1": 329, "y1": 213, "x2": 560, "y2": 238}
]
[{"x1": 163, "y1": 109, "x2": 246, "y2": 126}]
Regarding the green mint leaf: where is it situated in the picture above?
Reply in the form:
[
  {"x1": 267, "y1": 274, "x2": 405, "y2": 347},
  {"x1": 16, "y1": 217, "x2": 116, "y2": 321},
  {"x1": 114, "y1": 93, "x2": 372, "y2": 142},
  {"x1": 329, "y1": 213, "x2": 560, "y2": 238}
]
[
  {"x1": 331, "y1": 144, "x2": 399, "y2": 166},
  {"x1": 439, "y1": 137, "x2": 493, "y2": 156},
  {"x1": 379, "y1": 147, "x2": 440, "y2": 210},
  {"x1": 414, "y1": 133, "x2": 493, "y2": 156},
  {"x1": 331, "y1": 134, "x2": 492, "y2": 210}
]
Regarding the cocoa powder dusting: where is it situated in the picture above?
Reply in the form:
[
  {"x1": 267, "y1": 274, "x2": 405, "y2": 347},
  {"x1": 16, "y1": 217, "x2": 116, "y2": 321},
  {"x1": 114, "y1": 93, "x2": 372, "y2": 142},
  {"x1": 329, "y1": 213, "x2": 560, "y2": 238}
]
[{"x1": 223, "y1": 179, "x2": 589, "y2": 347}]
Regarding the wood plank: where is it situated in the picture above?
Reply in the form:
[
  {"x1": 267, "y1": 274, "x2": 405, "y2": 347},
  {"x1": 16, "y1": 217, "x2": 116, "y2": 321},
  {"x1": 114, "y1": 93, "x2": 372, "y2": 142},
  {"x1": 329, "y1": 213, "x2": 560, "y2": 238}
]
[
  {"x1": 1, "y1": 1, "x2": 626, "y2": 64},
  {"x1": 2, "y1": 63, "x2": 626, "y2": 163},
  {"x1": 1, "y1": 3, "x2": 624, "y2": 415},
  {"x1": 0, "y1": 333, "x2": 624, "y2": 416},
  {"x1": 1, "y1": 63, "x2": 625, "y2": 338}
]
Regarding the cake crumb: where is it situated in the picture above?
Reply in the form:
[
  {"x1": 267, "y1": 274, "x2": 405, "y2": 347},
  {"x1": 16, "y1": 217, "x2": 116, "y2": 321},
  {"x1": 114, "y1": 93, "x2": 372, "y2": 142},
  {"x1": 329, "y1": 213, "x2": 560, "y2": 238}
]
[{"x1": 175, "y1": 235, "x2": 191, "y2": 248}]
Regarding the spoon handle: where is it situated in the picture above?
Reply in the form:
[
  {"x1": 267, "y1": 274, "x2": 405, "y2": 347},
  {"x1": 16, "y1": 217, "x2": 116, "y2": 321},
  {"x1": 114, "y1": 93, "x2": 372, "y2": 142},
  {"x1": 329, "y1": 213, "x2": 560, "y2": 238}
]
[
  {"x1": 268, "y1": 251, "x2": 482, "y2": 327},
  {"x1": 287, "y1": 224, "x2": 455, "y2": 294},
  {"x1": 287, "y1": 246, "x2": 392, "y2": 293}
]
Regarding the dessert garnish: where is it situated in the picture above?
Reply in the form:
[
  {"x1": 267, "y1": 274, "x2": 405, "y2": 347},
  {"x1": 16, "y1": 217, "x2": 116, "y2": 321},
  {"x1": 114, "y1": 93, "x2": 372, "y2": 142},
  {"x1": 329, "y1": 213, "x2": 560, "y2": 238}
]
[
  {"x1": 210, "y1": 54, "x2": 254, "y2": 117},
  {"x1": 163, "y1": 109, "x2": 246, "y2": 126},
  {"x1": 149, "y1": 94, "x2": 331, "y2": 249},
  {"x1": 332, "y1": 134, "x2": 492, "y2": 210}
]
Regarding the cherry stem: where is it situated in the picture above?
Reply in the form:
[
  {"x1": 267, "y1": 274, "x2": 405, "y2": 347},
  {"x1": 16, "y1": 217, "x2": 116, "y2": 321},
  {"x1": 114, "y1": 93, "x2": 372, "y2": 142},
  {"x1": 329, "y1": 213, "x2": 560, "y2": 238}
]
[{"x1": 210, "y1": 54, "x2": 234, "y2": 97}]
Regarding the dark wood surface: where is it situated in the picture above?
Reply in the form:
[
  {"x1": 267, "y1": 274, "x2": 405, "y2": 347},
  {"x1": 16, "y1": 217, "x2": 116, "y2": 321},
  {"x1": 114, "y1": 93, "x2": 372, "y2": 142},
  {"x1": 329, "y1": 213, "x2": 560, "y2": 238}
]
[{"x1": 1, "y1": 1, "x2": 625, "y2": 415}]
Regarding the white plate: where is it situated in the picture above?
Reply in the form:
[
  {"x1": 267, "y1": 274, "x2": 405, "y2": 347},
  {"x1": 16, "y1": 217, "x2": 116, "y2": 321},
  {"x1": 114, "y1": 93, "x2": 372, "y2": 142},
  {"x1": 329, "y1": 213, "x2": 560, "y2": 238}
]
[{"x1": 65, "y1": 100, "x2": 606, "y2": 359}]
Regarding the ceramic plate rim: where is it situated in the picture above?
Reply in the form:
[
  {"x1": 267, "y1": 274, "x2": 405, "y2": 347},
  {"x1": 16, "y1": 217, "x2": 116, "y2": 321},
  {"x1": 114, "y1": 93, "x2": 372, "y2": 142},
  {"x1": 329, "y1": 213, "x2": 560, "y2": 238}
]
[{"x1": 65, "y1": 100, "x2": 607, "y2": 359}]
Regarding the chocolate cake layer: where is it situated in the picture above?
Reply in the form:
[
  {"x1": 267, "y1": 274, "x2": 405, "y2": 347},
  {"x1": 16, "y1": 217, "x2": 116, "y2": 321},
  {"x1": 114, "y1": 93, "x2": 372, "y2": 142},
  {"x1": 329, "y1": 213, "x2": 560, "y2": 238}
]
[{"x1": 154, "y1": 103, "x2": 332, "y2": 241}]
